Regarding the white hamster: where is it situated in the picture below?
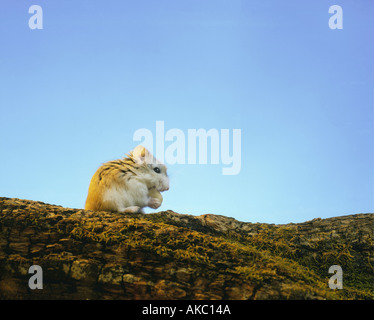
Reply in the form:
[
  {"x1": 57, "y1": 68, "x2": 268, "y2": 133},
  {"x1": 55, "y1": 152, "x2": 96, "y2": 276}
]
[{"x1": 85, "y1": 145, "x2": 169, "y2": 213}]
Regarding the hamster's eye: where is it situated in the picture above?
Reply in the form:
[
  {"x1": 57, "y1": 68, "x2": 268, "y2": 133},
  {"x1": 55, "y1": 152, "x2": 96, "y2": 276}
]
[{"x1": 153, "y1": 167, "x2": 161, "y2": 174}]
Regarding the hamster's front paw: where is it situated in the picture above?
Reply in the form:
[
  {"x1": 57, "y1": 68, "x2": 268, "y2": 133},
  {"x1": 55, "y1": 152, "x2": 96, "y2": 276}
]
[{"x1": 148, "y1": 197, "x2": 161, "y2": 209}]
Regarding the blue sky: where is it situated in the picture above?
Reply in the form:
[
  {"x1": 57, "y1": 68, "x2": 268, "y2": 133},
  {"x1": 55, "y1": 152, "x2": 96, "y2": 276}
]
[{"x1": 0, "y1": 0, "x2": 373, "y2": 223}]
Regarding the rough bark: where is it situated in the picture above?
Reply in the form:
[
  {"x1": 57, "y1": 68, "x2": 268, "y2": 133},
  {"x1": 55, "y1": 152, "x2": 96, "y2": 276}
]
[{"x1": 0, "y1": 197, "x2": 373, "y2": 299}]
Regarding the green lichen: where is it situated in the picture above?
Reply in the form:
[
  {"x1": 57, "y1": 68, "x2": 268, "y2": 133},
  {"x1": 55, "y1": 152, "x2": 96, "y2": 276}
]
[{"x1": 1, "y1": 197, "x2": 372, "y2": 300}]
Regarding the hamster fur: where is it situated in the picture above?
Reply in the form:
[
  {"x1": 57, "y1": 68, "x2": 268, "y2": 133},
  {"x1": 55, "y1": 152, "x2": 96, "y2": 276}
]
[{"x1": 85, "y1": 145, "x2": 169, "y2": 213}]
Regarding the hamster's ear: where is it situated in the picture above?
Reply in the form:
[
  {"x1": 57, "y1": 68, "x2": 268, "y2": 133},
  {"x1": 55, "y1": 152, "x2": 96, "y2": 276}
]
[{"x1": 131, "y1": 145, "x2": 149, "y2": 163}]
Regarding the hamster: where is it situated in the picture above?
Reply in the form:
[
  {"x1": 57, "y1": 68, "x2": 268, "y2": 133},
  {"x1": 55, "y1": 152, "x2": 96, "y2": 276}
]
[{"x1": 85, "y1": 145, "x2": 169, "y2": 213}]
